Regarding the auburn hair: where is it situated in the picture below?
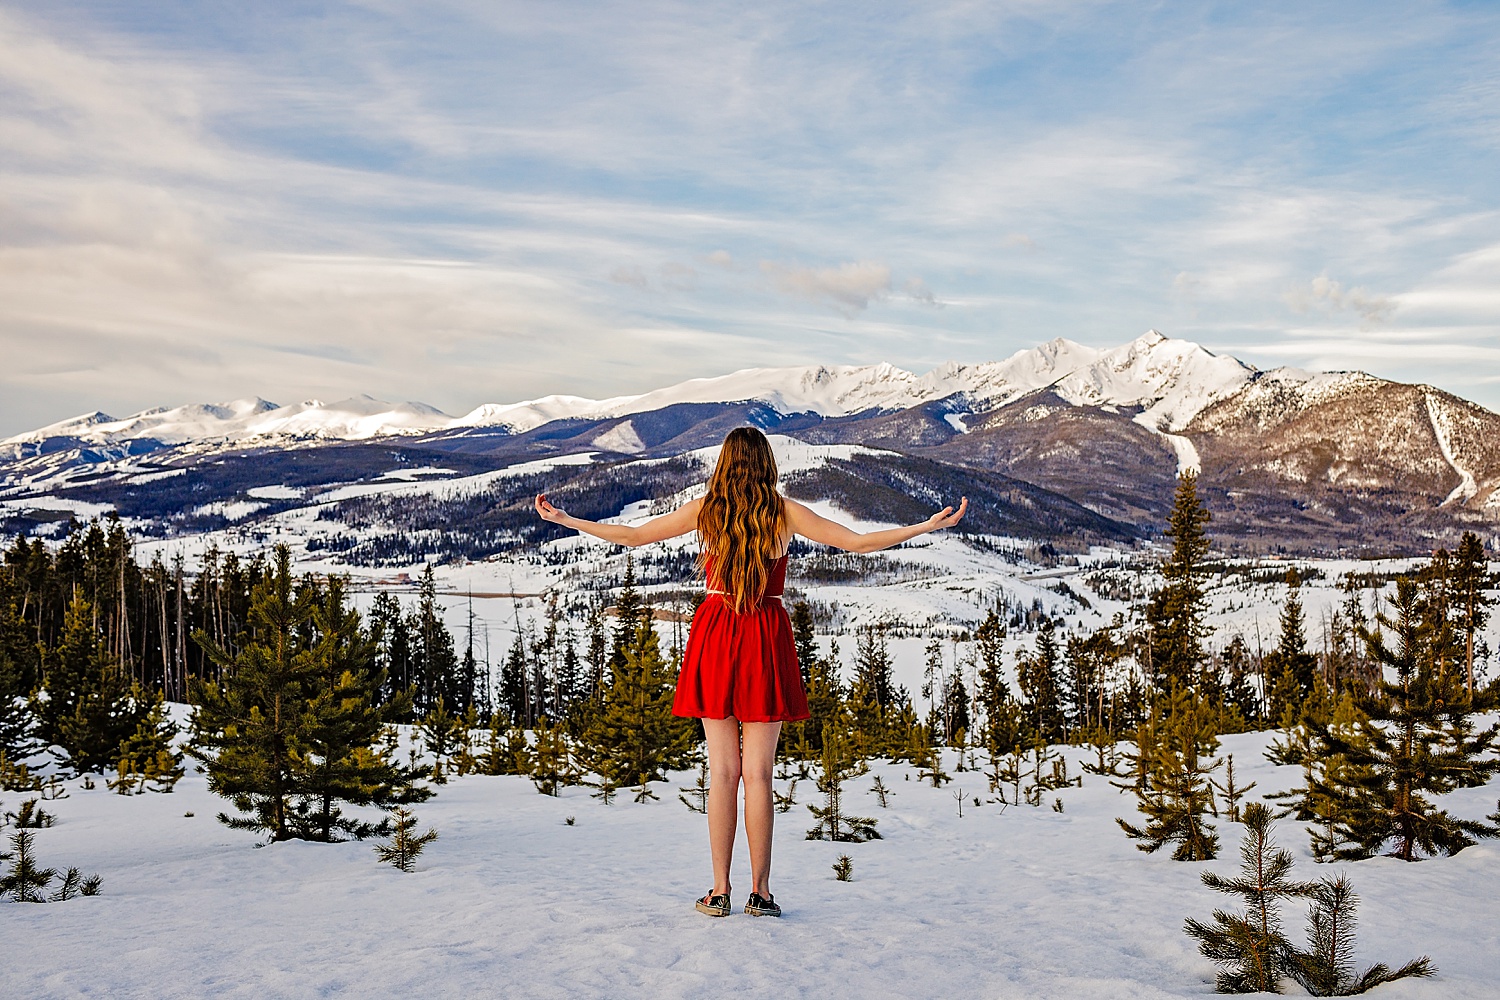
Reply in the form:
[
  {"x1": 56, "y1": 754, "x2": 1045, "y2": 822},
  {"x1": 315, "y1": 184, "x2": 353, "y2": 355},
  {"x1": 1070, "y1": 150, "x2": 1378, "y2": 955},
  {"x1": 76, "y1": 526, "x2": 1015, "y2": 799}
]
[{"x1": 697, "y1": 427, "x2": 787, "y2": 613}]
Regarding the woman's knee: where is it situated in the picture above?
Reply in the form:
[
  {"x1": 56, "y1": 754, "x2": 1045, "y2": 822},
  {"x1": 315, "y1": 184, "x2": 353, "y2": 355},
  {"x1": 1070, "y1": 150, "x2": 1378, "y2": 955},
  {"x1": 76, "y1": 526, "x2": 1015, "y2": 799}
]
[
  {"x1": 710, "y1": 755, "x2": 742, "y2": 787},
  {"x1": 741, "y1": 760, "x2": 774, "y2": 789}
]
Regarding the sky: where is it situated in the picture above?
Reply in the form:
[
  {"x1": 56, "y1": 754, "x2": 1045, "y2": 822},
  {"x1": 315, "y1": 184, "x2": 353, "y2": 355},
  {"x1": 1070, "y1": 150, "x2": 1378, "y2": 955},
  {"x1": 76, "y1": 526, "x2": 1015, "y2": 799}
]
[{"x1": 2, "y1": 0, "x2": 1499, "y2": 436}]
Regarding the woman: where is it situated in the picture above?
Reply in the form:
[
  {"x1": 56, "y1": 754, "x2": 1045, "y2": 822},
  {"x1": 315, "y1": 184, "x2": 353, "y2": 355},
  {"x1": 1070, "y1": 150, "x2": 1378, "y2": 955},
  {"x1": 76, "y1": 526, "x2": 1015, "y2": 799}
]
[{"x1": 534, "y1": 427, "x2": 966, "y2": 918}]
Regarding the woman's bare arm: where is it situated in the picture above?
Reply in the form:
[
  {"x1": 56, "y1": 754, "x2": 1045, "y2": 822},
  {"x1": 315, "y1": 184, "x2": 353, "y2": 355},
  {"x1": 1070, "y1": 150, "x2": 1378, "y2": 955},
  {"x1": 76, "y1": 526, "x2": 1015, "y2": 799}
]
[
  {"x1": 534, "y1": 493, "x2": 703, "y2": 548},
  {"x1": 784, "y1": 496, "x2": 967, "y2": 554}
]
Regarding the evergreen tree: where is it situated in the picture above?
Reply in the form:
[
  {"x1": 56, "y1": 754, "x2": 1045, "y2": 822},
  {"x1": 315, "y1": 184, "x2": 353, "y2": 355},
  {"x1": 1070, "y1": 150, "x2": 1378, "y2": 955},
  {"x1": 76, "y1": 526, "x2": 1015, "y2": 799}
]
[
  {"x1": 109, "y1": 692, "x2": 184, "y2": 794},
  {"x1": 0, "y1": 573, "x2": 39, "y2": 762},
  {"x1": 499, "y1": 631, "x2": 529, "y2": 727},
  {"x1": 1016, "y1": 620, "x2": 1064, "y2": 744},
  {"x1": 374, "y1": 806, "x2": 437, "y2": 872},
  {"x1": 1265, "y1": 571, "x2": 1320, "y2": 725},
  {"x1": 1283, "y1": 875, "x2": 1434, "y2": 995},
  {"x1": 34, "y1": 594, "x2": 149, "y2": 775},
  {"x1": 609, "y1": 555, "x2": 641, "y2": 673},
  {"x1": 940, "y1": 672, "x2": 970, "y2": 746},
  {"x1": 1118, "y1": 685, "x2": 1221, "y2": 861},
  {"x1": 805, "y1": 709, "x2": 879, "y2": 842},
  {"x1": 1451, "y1": 531, "x2": 1494, "y2": 699},
  {"x1": 853, "y1": 624, "x2": 894, "y2": 710},
  {"x1": 528, "y1": 716, "x2": 582, "y2": 796},
  {"x1": 188, "y1": 547, "x2": 316, "y2": 841},
  {"x1": 1308, "y1": 577, "x2": 1500, "y2": 860},
  {"x1": 577, "y1": 615, "x2": 698, "y2": 802},
  {"x1": 790, "y1": 600, "x2": 817, "y2": 689},
  {"x1": 1147, "y1": 471, "x2": 1212, "y2": 692},
  {"x1": 975, "y1": 609, "x2": 1025, "y2": 756},
  {"x1": 291, "y1": 578, "x2": 428, "y2": 842},
  {"x1": 1184, "y1": 803, "x2": 1313, "y2": 994},
  {"x1": 411, "y1": 565, "x2": 462, "y2": 713},
  {"x1": 1, "y1": 830, "x2": 55, "y2": 902}
]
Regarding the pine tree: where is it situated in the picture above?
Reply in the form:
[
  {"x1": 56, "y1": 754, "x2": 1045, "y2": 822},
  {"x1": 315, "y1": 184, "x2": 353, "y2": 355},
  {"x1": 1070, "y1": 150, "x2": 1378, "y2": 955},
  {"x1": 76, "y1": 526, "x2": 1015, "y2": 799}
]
[
  {"x1": 609, "y1": 555, "x2": 641, "y2": 673},
  {"x1": 1451, "y1": 531, "x2": 1494, "y2": 699},
  {"x1": 1147, "y1": 471, "x2": 1212, "y2": 692},
  {"x1": 188, "y1": 548, "x2": 315, "y2": 841},
  {"x1": 805, "y1": 711, "x2": 879, "y2": 843},
  {"x1": 1118, "y1": 685, "x2": 1221, "y2": 861},
  {"x1": 528, "y1": 716, "x2": 582, "y2": 796},
  {"x1": 109, "y1": 692, "x2": 184, "y2": 794},
  {"x1": 1184, "y1": 803, "x2": 1313, "y2": 994},
  {"x1": 678, "y1": 759, "x2": 710, "y2": 813},
  {"x1": 1265, "y1": 570, "x2": 1321, "y2": 725},
  {"x1": 1016, "y1": 620, "x2": 1064, "y2": 743},
  {"x1": 1309, "y1": 577, "x2": 1500, "y2": 861},
  {"x1": 1, "y1": 830, "x2": 55, "y2": 902},
  {"x1": 499, "y1": 630, "x2": 529, "y2": 728},
  {"x1": 412, "y1": 565, "x2": 462, "y2": 713},
  {"x1": 374, "y1": 806, "x2": 437, "y2": 872},
  {"x1": 0, "y1": 577, "x2": 38, "y2": 762},
  {"x1": 853, "y1": 624, "x2": 895, "y2": 710},
  {"x1": 1283, "y1": 874, "x2": 1434, "y2": 995},
  {"x1": 576, "y1": 615, "x2": 698, "y2": 802},
  {"x1": 292, "y1": 578, "x2": 428, "y2": 841},
  {"x1": 33, "y1": 594, "x2": 149, "y2": 775}
]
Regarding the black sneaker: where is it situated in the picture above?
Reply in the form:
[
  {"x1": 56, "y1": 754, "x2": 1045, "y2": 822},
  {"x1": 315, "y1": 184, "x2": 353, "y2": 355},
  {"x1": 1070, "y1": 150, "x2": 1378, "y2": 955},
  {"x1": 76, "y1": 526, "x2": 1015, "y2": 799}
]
[
  {"x1": 744, "y1": 892, "x2": 781, "y2": 917},
  {"x1": 695, "y1": 888, "x2": 731, "y2": 917}
]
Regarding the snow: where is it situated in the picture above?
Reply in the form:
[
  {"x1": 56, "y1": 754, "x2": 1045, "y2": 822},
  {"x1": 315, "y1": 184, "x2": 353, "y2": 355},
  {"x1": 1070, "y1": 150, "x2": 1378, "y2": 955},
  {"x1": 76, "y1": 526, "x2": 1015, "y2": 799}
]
[
  {"x1": 1426, "y1": 391, "x2": 1479, "y2": 505},
  {"x1": 246, "y1": 485, "x2": 303, "y2": 500},
  {"x1": 4, "y1": 728, "x2": 1496, "y2": 999},
  {"x1": 591, "y1": 420, "x2": 646, "y2": 454},
  {"x1": 0, "y1": 332, "x2": 1275, "y2": 452}
]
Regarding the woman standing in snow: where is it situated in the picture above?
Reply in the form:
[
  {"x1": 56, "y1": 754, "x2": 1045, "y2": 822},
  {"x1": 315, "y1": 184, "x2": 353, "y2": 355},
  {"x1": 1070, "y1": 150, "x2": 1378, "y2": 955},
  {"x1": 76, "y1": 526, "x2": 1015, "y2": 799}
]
[{"x1": 535, "y1": 427, "x2": 966, "y2": 917}]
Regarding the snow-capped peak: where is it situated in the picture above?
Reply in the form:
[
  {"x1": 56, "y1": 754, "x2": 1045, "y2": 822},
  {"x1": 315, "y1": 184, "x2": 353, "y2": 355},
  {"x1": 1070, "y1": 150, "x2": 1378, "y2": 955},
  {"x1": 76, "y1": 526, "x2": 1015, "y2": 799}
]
[{"x1": 0, "y1": 333, "x2": 1290, "y2": 450}]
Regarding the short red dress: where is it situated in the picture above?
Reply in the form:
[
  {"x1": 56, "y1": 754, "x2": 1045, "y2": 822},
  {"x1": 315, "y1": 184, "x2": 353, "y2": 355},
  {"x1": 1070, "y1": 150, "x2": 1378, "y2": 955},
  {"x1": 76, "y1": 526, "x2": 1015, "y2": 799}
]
[{"x1": 672, "y1": 555, "x2": 810, "y2": 723}]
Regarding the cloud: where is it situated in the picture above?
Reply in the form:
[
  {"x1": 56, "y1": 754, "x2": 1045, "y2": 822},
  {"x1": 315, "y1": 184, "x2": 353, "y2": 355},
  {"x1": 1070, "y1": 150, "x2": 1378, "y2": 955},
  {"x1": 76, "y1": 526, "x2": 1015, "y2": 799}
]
[
  {"x1": 610, "y1": 264, "x2": 649, "y2": 288},
  {"x1": 1284, "y1": 273, "x2": 1396, "y2": 326},
  {"x1": 903, "y1": 277, "x2": 942, "y2": 308},
  {"x1": 759, "y1": 260, "x2": 892, "y2": 315}
]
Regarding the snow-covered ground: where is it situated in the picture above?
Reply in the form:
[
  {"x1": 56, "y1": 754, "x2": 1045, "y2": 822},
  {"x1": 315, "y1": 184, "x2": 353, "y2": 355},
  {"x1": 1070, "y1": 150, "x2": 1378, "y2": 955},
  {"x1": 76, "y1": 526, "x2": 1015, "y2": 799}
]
[{"x1": 4, "y1": 729, "x2": 1497, "y2": 999}]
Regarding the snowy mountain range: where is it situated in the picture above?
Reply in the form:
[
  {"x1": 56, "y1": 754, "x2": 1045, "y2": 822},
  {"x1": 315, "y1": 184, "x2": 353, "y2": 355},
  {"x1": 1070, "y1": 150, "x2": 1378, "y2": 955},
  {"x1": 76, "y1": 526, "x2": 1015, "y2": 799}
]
[
  {"x1": 2, "y1": 331, "x2": 1255, "y2": 448},
  {"x1": 4, "y1": 330, "x2": 1499, "y2": 555}
]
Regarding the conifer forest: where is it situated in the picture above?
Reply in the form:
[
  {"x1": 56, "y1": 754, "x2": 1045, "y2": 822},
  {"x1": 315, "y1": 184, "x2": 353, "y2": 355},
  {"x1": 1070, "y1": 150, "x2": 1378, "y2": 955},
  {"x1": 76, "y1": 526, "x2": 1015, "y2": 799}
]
[{"x1": 3, "y1": 474, "x2": 1499, "y2": 997}]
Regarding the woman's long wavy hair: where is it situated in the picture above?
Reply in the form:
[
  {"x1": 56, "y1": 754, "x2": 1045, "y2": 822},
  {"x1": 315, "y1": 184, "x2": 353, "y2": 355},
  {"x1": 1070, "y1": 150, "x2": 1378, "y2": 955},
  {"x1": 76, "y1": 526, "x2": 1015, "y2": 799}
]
[{"x1": 697, "y1": 427, "x2": 787, "y2": 613}]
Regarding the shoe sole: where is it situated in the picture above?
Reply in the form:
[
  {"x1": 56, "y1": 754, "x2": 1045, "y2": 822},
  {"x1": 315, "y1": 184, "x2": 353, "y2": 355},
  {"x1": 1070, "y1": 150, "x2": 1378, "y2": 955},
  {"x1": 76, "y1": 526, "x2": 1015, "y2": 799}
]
[
  {"x1": 744, "y1": 906, "x2": 782, "y2": 917},
  {"x1": 695, "y1": 901, "x2": 730, "y2": 917}
]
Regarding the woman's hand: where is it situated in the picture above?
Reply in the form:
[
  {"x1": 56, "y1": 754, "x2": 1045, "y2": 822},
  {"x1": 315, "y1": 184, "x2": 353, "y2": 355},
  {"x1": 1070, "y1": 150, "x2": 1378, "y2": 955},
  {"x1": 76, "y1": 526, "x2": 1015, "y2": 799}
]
[
  {"x1": 925, "y1": 496, "x2": 968, "y2": 531},
  {"x1": 534, "y1": 493, "x2": 569, "y2": 524}
]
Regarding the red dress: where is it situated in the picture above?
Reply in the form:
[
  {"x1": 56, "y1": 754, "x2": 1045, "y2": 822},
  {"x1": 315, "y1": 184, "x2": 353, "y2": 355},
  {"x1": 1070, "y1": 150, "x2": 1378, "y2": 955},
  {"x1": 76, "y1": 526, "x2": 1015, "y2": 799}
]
[{"x1": 672, "y1": 555, "x2": 810, "y2": 723}]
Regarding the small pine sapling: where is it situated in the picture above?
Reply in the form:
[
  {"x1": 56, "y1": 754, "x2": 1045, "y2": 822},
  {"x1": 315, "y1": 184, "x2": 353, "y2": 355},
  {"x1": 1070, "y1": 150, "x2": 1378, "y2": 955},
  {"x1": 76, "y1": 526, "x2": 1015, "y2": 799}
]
[
  {"x1": 870, "y1": 775, "x2": 892, "y2": 808},
  {"x1": 528, "y1": 718, "x2": 582, "y2": 797},
  {"x1": 953, "y1": 787, "x2": 965, "y2": 818},
  {"x1": 832, "y1": 854, "x2": 853, "y2": 881},
  {"x1": 374, "y1": 806, "x2": 438, "y2": 872},
  {"x1": 8, "y1": 798, "x2": 54, "y2": 828},
  {"x1": 806, "y1": 724, "x2": 880, "y2": 842},
  {"x1": 678, "y1": 760, "x2": 710, "y2": 814},
  {"x1": 1183, "y1": 803, "x2": 1314, "y2": 994},
  {"x1": 50, "y1": 866, "x2": 96, "y2": 901},
  {"x1": 1283, "y1": 874, "x2": 1434, "y2": 996},
  {"x1": 912, "y1": 728, "x2": 950, "y2": 788},
  {"x1": 39, "y1": 775, "x2": 69, "y2": 801},
  {"x1": 1052, "y1": 797, "x2": 1064, "y2": 813},
  {"x1": 1212, "y1": 755, "x2": 1256, "y2": 825},
  {"x1": 773, "y1": 778, "x2": 798, "y2": 814},
  {"x1": 1, "y1": 830, "x2": 56, "y2": 902}
]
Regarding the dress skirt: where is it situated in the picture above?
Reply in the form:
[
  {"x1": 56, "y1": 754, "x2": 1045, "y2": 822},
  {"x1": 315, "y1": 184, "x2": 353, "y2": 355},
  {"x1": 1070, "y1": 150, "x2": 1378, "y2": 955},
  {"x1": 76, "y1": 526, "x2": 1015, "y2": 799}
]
[{"x1": 672, "y1": 587, "x2": 810, "y2": 724}]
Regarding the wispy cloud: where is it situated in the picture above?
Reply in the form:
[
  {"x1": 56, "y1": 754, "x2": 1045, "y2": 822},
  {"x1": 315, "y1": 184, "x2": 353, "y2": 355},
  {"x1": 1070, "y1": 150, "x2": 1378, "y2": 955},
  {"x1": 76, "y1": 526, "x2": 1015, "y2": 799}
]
[{"x1": 1, "y1": 1, "x2": 1498, "y2": 434}]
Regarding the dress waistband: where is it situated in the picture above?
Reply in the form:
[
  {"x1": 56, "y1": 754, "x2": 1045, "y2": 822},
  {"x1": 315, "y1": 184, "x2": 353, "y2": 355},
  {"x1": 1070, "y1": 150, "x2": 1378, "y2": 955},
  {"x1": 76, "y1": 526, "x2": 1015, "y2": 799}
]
[{"x1": 706, "y1": 589, "x2": 782, "y2": 603}]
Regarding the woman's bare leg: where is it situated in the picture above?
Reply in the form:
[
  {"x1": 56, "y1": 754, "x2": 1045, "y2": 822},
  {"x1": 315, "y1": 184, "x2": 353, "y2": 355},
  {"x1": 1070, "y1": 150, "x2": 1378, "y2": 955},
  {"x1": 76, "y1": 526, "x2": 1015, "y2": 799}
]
[
  {"x1": 701, "y1": 717, "x2": 743, "y2": 896},
  {"x1": 740, "y1": 721, "x2": 782, "y2": 897}
]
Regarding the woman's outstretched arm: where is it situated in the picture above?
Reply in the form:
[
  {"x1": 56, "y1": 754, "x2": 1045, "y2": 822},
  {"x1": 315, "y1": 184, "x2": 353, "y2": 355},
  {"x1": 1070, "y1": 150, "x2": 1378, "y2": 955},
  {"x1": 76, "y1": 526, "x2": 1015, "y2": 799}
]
[
  {"x1": 784, "y1": 496, "x2": 967, "y2": 554},
  {"x1": 534, "y1": 493, "x2": 703, "y2": 548}
]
